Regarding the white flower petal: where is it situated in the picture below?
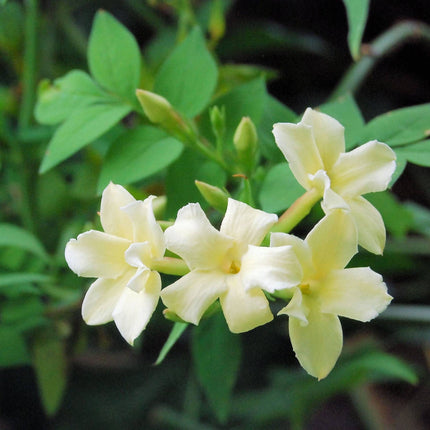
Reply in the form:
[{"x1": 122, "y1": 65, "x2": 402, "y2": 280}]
[
  {"x1": 272, "y1": 121, "x2": 324, "y2": 190},
  {"x1": 306, "y1": 211, "x2": 357, "y2": 277},
  {"x1": 288, "y1": 296, "x2": 343, "y2": 379},
  {"x1": 121, "y1": 197, "x2": 165, "y2": 259},
  {"x1": 220, "y1": 198, "x2": 277, "y2": 247},
  {"x1": 330, "y1": 140, "x2": 396, "y2": 198},
  {"x1": 65, "y1": 230, "x2": 130, "y2": 278},
  {"x1": 81, "y1": 271, "x2": 132, "y2": 325},
  {"x1": 165, "y1": 203, "x2": 233, "y2": 271},
  {"x1": 124, "y1": 242, "x2": 152, "y2": 268},
  {"x1": 125, "y1": 266, "x2": 151, "y2": 293},
  {"x1": 100, "y1": 183, "x2": 135, "y2": 240},
  {"x1": 278, "y1": 287, "x2": 308, "y2": 323},
  {"x1": 220, "y1": 275, "x2": 273, "y2": 333},
  {"x1": 271, "y1": 233, "x2": 312, "y2": 279},
  {"x1": 160, "y1": 270, "x2": 227, "y2": 325},
  {"x1": 113, "y1": 271, "x2": 161, "y2": 345},
  {"x1": 301, "y1": 108, "x2": 345, "y2": 170},
  {"x1": 319, "y1": 268, "x2": 392, "y2": 322},
  {"x1": 321, "y1": 188, "x2": 350, "y2": 212},
  {"x1": 241, "y1": 245, "x2": 302, "y2": 293},
  {"x1": 348, "y1": 196, "x2": 386, "y2": 255}
]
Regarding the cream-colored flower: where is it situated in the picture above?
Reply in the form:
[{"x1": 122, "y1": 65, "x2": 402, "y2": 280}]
[
  {"x1": 65, "y1": 183, "x2": 165, "y2": 345},
  {"x1": 271, "y1": 210, "x2": 392, "y2": 379},
  {"x1": 160, "y1": 198, "x2": 302, "y2": 333},
  {"x1": 273, "y1": 108, "x2": 396, "y2": 254}
]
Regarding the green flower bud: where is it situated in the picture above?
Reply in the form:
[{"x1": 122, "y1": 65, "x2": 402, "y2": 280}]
[
  {"x1": 195, "y1": 180, "x2": 229, "y2": 213},
  {"x1": 136, "y1": 89, "x2": 174, "y2": 124},
  {"x1": 233, "y1": 116, "x2": 258, "y2": 174},
  {"x1": 209, "y1": 105, "x2": 226, "y2": 139}
]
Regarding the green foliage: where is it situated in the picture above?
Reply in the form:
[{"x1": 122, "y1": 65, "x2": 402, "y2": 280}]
[
  {"x1": 192, "y1": 312, "x2": 241, "y2": 423},
  {"x1": 154, "y1": 27, "x2": 218, "y2": 117},
  {"x1": 155, "y1": 322, "x2": 188, "y2": 365},
  {"x1": 33, "y1": 332, "x2": 68, "y2": 416},
  {"x1": 98, "y1": 126, "x2": 183, "y2": 192},
  {"x1": 88, "y1": 10, "x2": 141, "y2": 102},
  {"x1": 343, "y1": 0, "x2": 370, "y2": 60}
]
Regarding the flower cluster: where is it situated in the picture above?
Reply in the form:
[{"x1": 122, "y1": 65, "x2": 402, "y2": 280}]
[{"x1": 65, "y1": 108, "x2": 395, "y2": 379}]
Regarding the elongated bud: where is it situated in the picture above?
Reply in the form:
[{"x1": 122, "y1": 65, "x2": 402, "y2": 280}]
[
  {"x1": 136, "y1": 89, "x2": 174, "y2": 124},
  {"x1": 209, "y1": 0, "x2": 225, "y2": 44},
  {"x1": 209, "y1": 105, "x2": 226, "y2": 139},
  {"x1": 233, "y1": 116, "x2": 258, "y2": 174},
  {"x1": 195, "y1": 180, "x2": 229, "y2": 212}
]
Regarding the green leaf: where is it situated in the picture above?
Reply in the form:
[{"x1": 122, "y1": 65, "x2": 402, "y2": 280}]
[
  {"x1": 259, "y1": 163, "x2": 304, "y2": 213},
  {"x1": 343, "y1": 0, "x2": 370, "y2": 60},
  {"x1": 155, "y1": 322, "x2": 188, "y2": 365},
  {"x1": 319, "y1": 94, "x2": 365, "y2": 149},
  {"x1": 0, "y1": 223, "x2": 48, "y2": 260},
  {"x1": 395, "y1": 139, "x2": 430, "y2": 167},
  {"x1": 166, "y1": 150, "x2": 226, "y2": 217},
  {"x1": 192, "y1": 312, "x2": 241, "y2": 423},
  {"x1": 88, "y1": 10, "x2": 141, "y2": 101},
  {"x1": 98, "y1": 126, "x2": 183, "y2": 193},
  {"x1": 360, "y1": 103, "x2": 430, "y2": 147},
  {"x1": 390, "y1": 151, "x2": 407, "y2": 186},
  {"x1": 33, "y1": 334, "x2": 68, "y2": 416},
  {"x1": 0, "y1": 327, "x2": 30, "y2": 367},
  {"x1": 154, "y1": 27, "x2": 218, "y2": 118},
  {"x1": 258, "y1": 95, "x2": 297, "y2": 161},
  {"x1": 39, "y1": 102, "x2": 130, "y2": 173},
  {"x1": 35, "y1": 70, "x2": 109, "y2": 125}
]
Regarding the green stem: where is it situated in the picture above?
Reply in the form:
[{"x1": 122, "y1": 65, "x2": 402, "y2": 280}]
[
  {"x1": 152, "y1": 257, "x2": 189, "y2": 276},
  {"x1": 330, "y1": 20, "x2": 430, "y2": 100},
  {"x1": 272, "y1": 188, "x2": 321, "y2": 233},
  {"x1": 379, "y1": 304, "x2": 430, "y2": 323},
  {"x1": 19, "y1": 0, "x2": 38, "y2": 129}
]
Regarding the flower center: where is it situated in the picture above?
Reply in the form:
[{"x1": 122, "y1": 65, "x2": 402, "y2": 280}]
[
  {"x1": 228, "y1": 260, "x2": 241, "y2": 274},
  {"x1": 300, "y1": 283, "x2": 311, "y2": 295}
]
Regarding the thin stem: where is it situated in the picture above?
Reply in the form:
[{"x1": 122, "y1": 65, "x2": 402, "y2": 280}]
[
  {"x1": 152, "y1": 257, "x2": 189, "y2": 276},
  {"x1": 330, "y1": 20, "x2": 430, "y2": 101},
  {"x1": 379, "y1": 304, "x2": 430, "y2": 323},
  {"x1": 19, "y1": 0, "x2": 38, "y2": 129},
  {"x1": 271, "y1": 188, "x2": 321, "y2": 234}
]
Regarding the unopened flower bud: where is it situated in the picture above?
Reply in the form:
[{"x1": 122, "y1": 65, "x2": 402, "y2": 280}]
[
  {"x1": 209, "y1": 105, "x2": 226, "y2": 139},
  {"x1": 233, "y1": 116, "x2": 258, "y2": 174},
  {"x1": 136, "y1": 89, "x2": 174, "y2": 124},
  {"x1": 195, "y1": 180, "x2": 229, "y2": 212}
]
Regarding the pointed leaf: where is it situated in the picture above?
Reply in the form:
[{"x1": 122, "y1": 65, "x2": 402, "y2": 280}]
[
  {"x1": 155, "y1": 322, "x2": 188, "y2": 365},
  {"x1": 40, "y1": 102, "x2": 130, "y2": 173},
  {"x1": 259, "y1": 163, "x2": 304, "y2": 212},
  {"x1": 35, "y1": 70, "x2": 109, "y2": 125},
  {"x1": 360, "y1": 103, "x2": 430, "y2": 147},
  {"x1": 33, "y1": 334, "x2": 68, "y2": 416},
  {"x1": 154, "y1": 27, "x2": 218, "y2": 117},
  {"x1": 98, "y1": 126, "x2": 183, "y2": 193},
  {"x1": 343, "y1": 0, "x2": 370, "y2": 60},
  {"x1": 192, "y1": 312, "x2": 241, "y2": 423},
  {"x1": 88, "y1": 10, "x2": 141, "y2": 101},
  {"x1": 395, "y1": 139, "x2": 430, "y2": 167}
]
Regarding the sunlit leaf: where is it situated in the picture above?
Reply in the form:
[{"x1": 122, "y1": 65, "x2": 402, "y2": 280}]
[
  {"x1": 35, "y1": 70, "x2": 109, "y2": 125},
  {"x1": 39, "y1": 102, "x2": 130, "y2": 173},
  {"x1": 259, "y1": 163, "x2": 304, "y2": 213},
  {"x1": 88, "y1": 10, "x2": 141, "y2": 102},
  {"x1": 360, "y1": 103, "x2": 430, "y2": 147},
  {"x1": 98, "y1": 126, "x2": 183, "y2": 193},
  {"x1": 154, "y1": 27, "x2": 218, "y2": 118}
]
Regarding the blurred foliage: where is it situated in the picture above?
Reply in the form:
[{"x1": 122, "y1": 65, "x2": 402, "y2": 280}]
[{"x1": 0, "y1": 0, "x2": 429, "y2": 429}]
